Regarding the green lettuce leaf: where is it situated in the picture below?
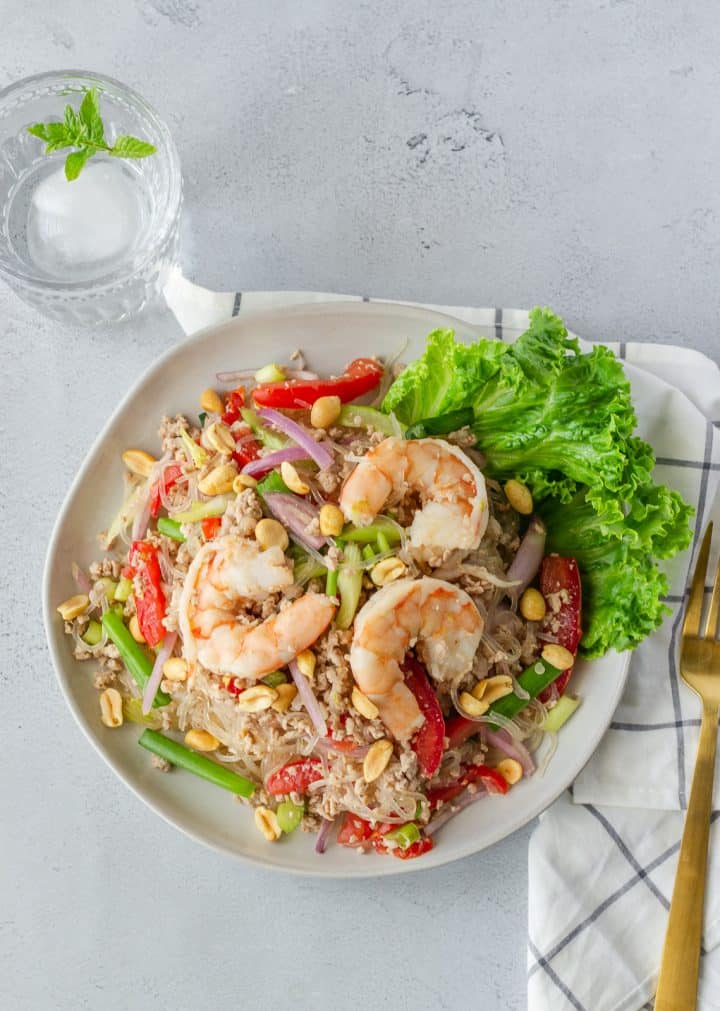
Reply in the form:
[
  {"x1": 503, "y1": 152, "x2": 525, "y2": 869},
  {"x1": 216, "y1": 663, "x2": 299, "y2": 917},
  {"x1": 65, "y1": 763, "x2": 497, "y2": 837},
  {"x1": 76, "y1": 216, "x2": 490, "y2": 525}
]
[{"x1": 382, "y1": 307, "x2": 694, "y2": 657}]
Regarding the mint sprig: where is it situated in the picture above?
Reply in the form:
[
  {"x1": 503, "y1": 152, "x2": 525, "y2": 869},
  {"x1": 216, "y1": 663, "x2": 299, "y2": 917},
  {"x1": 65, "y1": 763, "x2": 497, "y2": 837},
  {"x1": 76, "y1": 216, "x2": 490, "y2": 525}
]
[{"x1": 28, "y1": 87, "x2": 156, "y2": 181}]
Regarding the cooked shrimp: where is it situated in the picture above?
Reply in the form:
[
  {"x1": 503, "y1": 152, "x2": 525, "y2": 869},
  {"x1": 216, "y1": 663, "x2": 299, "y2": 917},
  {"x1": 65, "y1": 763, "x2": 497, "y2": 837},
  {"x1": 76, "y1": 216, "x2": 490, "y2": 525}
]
[
  {"x1": 349, "y1": 577, "x2": 483, "y2": 740},
  {"x1": 339, "y1": 437, "x2": 488, "y2": 561},
  {"x1": 178, "y1": 534, "x2": 335, "y2": 678}
]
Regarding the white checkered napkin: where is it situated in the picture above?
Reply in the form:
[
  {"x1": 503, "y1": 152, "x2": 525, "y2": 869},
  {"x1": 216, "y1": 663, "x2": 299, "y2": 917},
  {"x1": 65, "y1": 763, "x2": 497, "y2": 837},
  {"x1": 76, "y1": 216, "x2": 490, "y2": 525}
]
[{"x1": 164, "y1": 277, "x2": 720, "y2": 1010}]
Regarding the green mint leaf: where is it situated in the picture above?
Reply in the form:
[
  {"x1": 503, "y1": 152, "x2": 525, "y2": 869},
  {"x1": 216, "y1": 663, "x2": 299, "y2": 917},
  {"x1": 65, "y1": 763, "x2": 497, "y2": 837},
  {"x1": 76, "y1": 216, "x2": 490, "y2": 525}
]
[
  {"x1": 27, "y1": 123, "x2": 50, "y2": 141},
  {"x1": 78, "y1": 87, "x2": 105, "y2": 145},
  {"x1": 45, "y1": 138, "x2": 74, "y2": 153},
  {"x1": 64, "y1": 147, "x2": 92, "y2": 181},
  {"x1": 110, "y1": 135, "x2": 157, "y2": 158},
  {"x1": 44, "y1": 122, "x2": 69, "y2": 142},
  {"x1": 63, "y1": 103, "x2": 79, "y2": 134}
]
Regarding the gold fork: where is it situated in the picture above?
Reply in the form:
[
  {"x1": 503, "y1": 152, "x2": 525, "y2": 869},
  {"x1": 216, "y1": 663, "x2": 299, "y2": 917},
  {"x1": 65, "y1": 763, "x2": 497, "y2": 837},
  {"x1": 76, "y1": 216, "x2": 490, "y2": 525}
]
[{"x1": 656, "y1": 523, "x2": 720, "y2": 1010}]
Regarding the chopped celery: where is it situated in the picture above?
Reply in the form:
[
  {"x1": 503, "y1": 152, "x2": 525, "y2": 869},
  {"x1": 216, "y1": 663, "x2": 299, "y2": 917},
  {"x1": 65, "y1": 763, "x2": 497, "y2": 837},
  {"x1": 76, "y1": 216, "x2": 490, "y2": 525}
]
[
  {"x1": 241, "y1": 407, "x2": 286, "y2": 450},
  {"x1": 157, "y1": 517, "x2": 186, "y2": 542},
  {"x1": 101, "y1": 611, "x2": 170, "y2": 707},
  {"x1": 362, "y1": 544, "x2": 375, "y2": 562},
  {"x1": 123, "y1": 697, "x2": 162, "y2": 727},
  {"x1": 82, "y1": 620, "x2": 103, "y2": 646},
  {"x1": 262, "y1": 671, "x2": 288, "y2": 688},
  {"x1": 102, "y1": 481, "x2": 145, "y2": 549},
  {"x1": 139, "y1": 730, "x2": 256, "y2": 797},
  {"x1": 326, "y1": 567, "x2": 339, "y2": 597},
  {"x1": 95, "y1": 577, "x2": 117, "y2": 601},
  {"x1": 276, "y1": 799, "x2": 305, "y2": 833},
  {"x1": 337, "y1": 404, "x2": 405, "y2": 436},
  {"x1": 180, "y1": 427, "x2": 208, "y2": 467},
  {"x1": 256, "y1": 470, "x2": 291, "y2": 496},
  {"x1": 114, "y1": 576, "x2": 133, "y2": 602},
  {"x1": 341, "y1": 520, "x2": 402, "y2": 545},
  {"x1": 385, "y1": 822, "x2": 421, "y2": 849},
  {"x1": 294, "y1": 554, "x2": 327, "y2": 584},
  {"x1": 541, "y1": 694, "x2": 581, "y2": 733},
  {"x1": 376, "y1": 530, "x2": 391, "y2": 554},
  {"x1": 170, "y1": 495, "x2": 232, "y2": 523},
  {"x1": 255, "y1": 363, "x2": 286, "y2": 384},
  {"x1": 336, "y1": 544, "x2": 362, "y2": 628}
]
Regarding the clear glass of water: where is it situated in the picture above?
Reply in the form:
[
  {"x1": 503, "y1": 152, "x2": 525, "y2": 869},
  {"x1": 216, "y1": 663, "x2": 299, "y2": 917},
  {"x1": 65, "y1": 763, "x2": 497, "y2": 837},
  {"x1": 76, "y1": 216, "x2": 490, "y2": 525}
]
[{"x1": 0, "y1": 70, "x2": 182, "y2": 324}]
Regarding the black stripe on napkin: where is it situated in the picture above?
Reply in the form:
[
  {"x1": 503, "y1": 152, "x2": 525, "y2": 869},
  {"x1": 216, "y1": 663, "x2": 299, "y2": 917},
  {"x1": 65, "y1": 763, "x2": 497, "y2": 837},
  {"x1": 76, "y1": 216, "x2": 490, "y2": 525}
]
[{"x1": 528, "y1": 940, "x2": 588, "y2": 1011}]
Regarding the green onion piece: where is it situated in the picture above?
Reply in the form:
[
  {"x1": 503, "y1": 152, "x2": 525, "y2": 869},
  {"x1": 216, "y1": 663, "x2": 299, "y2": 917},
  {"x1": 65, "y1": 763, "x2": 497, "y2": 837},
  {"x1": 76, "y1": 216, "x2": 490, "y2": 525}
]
[
  {"x1": 336, "y1": 544, "x2": 363, "y2": 629},
  {"x1": 101, "y1": 611, "x2": 170, "y2": 707},
  {"x1": 376, "y1": 530, "x2": 391, "y2": 554},
  {"x1": 170, "y1": 495, "x2": 232, "y2": 523},
  {"x1": 262, "y1": 671, "x2": 288, "y2": 688},
  {"x1": 138, "y1": 729, "x2": 256, "y2": 797},
  {"x1": 384, "y1": 822, "x2": 421, "y2": 849},
  {"x1": 114, "y1": 576, "x2": 133, "y2": 602},
  {"x1": 122, "y1": 697, "x2": 162, "y2": 727},
  {"x1": 404, "y1": 407, "x2": 475, "y2": 440},
  {"x1": 180, "y1": 428, "x2": 209, "y2": 467},
  {"x1": 326, "y1": 567, "x2": 339, "y2": 597},
  {"x1": 157, "y1": 517, "x2": 186, "y2": 542},
  {"x1": 198, "y1": 411, "x2": 208, "y2": 427},
  {"x1": 276, "y1": 799, "x2": 305, "y2": 833},
  {"x1": 255, "y1": 362, "x2": 286, "y2": 384},
  {"x1": 337, "y1": 404, "x2": 405, "y2": 437},
  {"x1": 341, "y1": 520, "x2": 402, "y2": 545},
  {"x1": 415, "y1": 800, "x2": 424, "y2": 820},
  {"x1": 241, "y1": 407, "x2": 286, "y2": 449},
  {"x1": 487, "y1": 657, "x2": 563, "y2": 727},
  {"x1": 362, "y1": 544, "x2": 376, "y2": 562},
  {"x1": 256, "y1": 470, "x2": 291, "y2": 497},
  {"x1": 541, "y1": 694, "x2": 581, "y2": 733},
  {"x1": 82, "y1": 620, "x2": 103, "y2": 646}
]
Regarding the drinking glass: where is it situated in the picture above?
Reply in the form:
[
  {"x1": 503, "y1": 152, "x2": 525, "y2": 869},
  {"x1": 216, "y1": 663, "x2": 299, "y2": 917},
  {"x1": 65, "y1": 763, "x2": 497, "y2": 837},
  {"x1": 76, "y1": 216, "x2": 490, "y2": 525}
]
[{"x1": 0, "y1": 70, "x2": 182, "y2": 324}]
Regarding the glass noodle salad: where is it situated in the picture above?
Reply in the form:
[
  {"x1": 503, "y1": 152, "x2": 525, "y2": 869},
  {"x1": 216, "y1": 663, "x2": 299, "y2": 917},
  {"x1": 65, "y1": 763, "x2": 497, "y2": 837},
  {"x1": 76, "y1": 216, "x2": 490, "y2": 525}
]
[{"x1": 58, "y1": 309, "x2": 693, "y2": 860}]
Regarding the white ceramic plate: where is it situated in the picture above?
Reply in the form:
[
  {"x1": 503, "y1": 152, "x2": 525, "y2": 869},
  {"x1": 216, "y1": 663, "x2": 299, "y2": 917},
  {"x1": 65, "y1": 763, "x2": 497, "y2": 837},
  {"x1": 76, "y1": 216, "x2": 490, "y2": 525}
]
[{"x1": 43, "y1": 301, "x2": 631, "y2": 877}]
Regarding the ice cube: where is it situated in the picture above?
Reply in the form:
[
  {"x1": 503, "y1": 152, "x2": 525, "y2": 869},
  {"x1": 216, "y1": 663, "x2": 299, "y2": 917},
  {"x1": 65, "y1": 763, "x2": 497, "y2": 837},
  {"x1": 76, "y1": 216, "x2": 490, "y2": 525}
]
[{"x1": 27, "y1": 160, "x2": 144, "y2": 280}]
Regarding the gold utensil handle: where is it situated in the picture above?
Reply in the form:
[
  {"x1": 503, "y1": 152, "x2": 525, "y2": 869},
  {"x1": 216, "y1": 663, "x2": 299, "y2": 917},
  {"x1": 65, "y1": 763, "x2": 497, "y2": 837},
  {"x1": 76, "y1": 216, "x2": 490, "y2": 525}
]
[{"x1": 656, "y1": 703, "x2": 719, "y2": 1010}]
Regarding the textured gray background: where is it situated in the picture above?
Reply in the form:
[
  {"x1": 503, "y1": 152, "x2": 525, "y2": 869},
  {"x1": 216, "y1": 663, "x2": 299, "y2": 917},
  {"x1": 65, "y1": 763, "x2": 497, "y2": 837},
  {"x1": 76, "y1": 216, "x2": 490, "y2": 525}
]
[{"x1": 2, "y1": 2, "x2": 719, "y2": 1010}]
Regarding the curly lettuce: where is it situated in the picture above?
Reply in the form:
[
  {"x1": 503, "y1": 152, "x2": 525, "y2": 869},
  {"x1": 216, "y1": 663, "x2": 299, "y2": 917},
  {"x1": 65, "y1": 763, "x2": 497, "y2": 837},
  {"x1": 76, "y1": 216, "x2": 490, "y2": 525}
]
[{"x1": 382, "y1": 307, "x2": 693, "y2": 658}]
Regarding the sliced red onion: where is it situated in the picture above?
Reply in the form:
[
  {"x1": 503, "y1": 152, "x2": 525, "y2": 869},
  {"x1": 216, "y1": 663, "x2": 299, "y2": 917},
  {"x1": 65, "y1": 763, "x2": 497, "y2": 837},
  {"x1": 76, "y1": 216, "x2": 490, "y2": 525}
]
[
  {"x1": 264, "y1": 493, "x2": 327, "y2": 550},
  {"x1": 289, "y1": 657, "x2": 327, "y2": 737},
  {"x1": 425, "y1": 785, "x2": 488, "y2": 836},
  {"x1": 72, "y1": 563, "x2": 92, "y2": 593},
  {"x1": 315, "y1": 818, "x2": 334, "y2": 854},
  {"x1": 142, "y1": 630, "x2": 178, "y2": 714},
  {"x1": 255, "y1": 407, "x2": 333, "y2": 470},
  {"x1": 505, "y1": 515, "x2": 546, "y2": 602},
  {"x1": 242, "y1": 446, "x2": 309, "y2": 477},
  {"x1": 484, "y1": 728, "x2": 535, "y2": 777}
]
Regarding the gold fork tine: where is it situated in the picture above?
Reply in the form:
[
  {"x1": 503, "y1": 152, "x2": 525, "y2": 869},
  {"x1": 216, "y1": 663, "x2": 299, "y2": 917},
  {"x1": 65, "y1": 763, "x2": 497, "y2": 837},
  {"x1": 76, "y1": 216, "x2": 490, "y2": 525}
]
[
  {"x1": 704, "y1": 536, "x2": 720, "y2": 638},
  {"x1": 683, "y1": 522, "x2": 713, "y2": 638}
]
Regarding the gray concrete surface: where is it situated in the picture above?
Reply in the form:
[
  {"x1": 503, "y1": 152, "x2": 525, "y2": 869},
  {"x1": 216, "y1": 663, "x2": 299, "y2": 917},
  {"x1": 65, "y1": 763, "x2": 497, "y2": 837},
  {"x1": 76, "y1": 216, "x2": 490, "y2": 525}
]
[{"x1": 2, "y1": 2, "x2": 720, "y2": 1010}]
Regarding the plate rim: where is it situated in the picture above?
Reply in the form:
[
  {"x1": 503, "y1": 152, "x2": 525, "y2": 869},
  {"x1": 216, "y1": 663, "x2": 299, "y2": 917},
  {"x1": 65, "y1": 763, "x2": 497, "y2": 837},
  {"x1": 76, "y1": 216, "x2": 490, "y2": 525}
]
[{"x1": 43, "y1": 299, "x2": 631, "y2": 878}]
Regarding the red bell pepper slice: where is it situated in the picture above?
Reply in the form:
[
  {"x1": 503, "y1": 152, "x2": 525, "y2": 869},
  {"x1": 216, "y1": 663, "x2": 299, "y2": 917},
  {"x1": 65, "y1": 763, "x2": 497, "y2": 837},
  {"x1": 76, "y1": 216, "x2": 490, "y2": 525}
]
[
  {"x1": 427, "y1": 763, "x2": 508, "y2": 809},
  {"x1": 201, "y1": 516, "x2": 222, "y2": 540},
  {"x1": 445, "y1": 714, "x2": 479, "y2": 751},
  {"x1": 232, "y1": 431, "x2": 260, "y2": 469},
  {"x1": 538, "y1": 555, "x2": 582, "y2": 702},
  {"x1": 266, "y1": 757, "x2": 323, "y2": 796},
  {"x1": 126, "y1": 541, "x2": 167, "y2": 647},
  {"x1": 149, "y1": 462, "x2": 183, "y2": 518},
  {"x1": 221, "y1": 386, "x2": 246, "y2": 426},
  {"x1": 402, "y1": 656, "x2": 445, "y2": 777},
  {"x1": 252, "y1": 358, "x2": 384, "y2": 409}
]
